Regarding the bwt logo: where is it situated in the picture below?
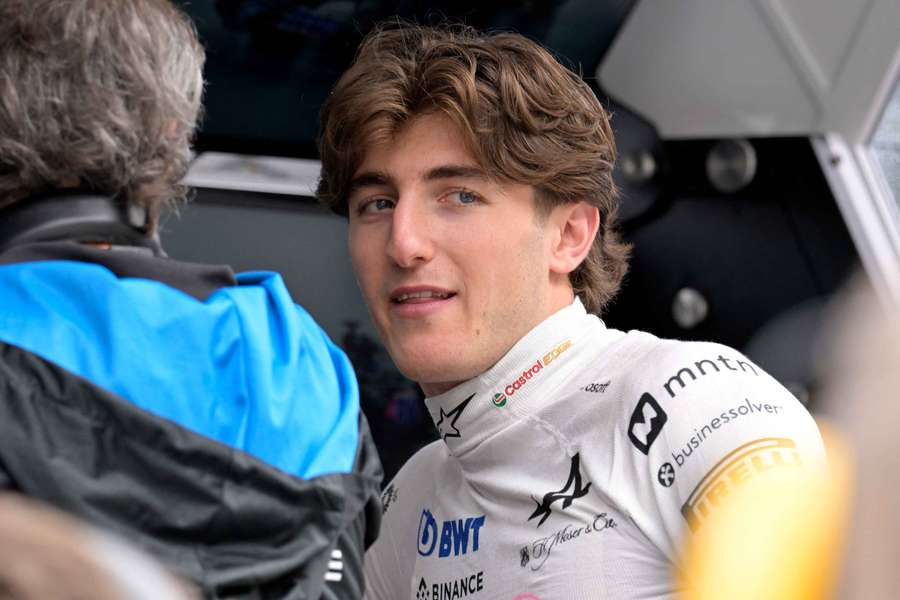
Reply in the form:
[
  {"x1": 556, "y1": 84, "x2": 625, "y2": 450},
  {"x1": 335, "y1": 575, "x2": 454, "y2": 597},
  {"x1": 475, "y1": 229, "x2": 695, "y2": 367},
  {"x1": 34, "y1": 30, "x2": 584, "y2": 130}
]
[{"x1": 417, "y1": 509, "x2": 486, "y2": 558}]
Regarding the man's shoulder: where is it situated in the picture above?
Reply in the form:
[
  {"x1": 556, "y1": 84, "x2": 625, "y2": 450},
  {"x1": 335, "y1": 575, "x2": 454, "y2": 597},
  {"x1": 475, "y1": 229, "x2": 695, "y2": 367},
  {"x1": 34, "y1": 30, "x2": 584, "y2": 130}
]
[
  {"x1": 598, "y1": 329, "x2": 766, "y2": 386},
  {"x1": 385, "y1": 440, "x2": 450, "y2": 489},
  {"x1": 573, "y1": 329, "x2": 799, "y2": 431},
  {"x1": 394, "y1": 439, "x2": 448, "y2": 477},
  {"x1": 380, "y1": 440, "x2": 448, "y2": 510},
  {"x1": 614, "y1": 332, "x2": 821, "y2": 467},
  {"x1": 627, "y1": 336, "x2": 806, "y2": 423}
]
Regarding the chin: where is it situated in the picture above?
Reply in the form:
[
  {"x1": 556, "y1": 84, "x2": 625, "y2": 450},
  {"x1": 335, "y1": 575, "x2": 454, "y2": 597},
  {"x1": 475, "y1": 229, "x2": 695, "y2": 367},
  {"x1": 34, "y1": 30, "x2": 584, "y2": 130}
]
[{"x1": 389, "y1": 346, "x2": 480, "y2": 391}]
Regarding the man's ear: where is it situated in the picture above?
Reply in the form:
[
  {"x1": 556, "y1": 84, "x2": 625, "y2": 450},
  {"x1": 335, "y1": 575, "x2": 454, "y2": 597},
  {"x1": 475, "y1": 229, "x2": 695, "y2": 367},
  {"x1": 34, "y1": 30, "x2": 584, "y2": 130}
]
[{"x1": 547, "y1": 202, "x2": 600, "y2": 276}]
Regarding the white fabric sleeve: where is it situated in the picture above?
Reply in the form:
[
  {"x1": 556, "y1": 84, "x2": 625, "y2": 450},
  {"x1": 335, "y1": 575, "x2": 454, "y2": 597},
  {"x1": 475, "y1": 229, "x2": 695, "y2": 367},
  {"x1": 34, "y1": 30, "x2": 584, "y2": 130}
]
[{"x1": 621, "y1": 340, "x2": 826, "y2": 563}]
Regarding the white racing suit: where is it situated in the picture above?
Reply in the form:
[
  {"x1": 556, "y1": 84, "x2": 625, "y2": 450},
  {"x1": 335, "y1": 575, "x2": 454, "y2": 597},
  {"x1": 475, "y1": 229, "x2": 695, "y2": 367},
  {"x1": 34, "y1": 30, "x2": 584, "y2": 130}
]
[{"x1": 365, "y1": 298, "x2": 825, "y2": 599}]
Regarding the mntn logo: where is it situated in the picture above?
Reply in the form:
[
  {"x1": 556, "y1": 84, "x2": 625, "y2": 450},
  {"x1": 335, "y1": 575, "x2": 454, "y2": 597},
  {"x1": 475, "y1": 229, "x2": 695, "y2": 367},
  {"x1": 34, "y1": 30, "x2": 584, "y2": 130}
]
[
  {"x1": 417, "y1": 509, "x2": 486, "y2": 557},
  {"x1": 628, "y1": 393, "x2": 668, "y2": 455}
]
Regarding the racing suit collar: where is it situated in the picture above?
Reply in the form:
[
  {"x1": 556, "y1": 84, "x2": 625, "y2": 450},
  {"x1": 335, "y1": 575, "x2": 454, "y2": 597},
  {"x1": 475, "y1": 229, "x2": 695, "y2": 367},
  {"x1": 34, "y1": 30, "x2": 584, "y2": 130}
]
[{"x1": 424, "y1": 297, "x2": 603, "y2": 459}]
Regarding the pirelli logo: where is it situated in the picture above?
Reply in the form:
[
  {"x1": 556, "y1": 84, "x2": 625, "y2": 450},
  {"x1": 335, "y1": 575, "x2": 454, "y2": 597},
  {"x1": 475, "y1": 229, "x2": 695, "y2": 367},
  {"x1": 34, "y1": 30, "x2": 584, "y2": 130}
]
[{"x1": 681, "y1": 438, "x2": 802, "y2": 532}]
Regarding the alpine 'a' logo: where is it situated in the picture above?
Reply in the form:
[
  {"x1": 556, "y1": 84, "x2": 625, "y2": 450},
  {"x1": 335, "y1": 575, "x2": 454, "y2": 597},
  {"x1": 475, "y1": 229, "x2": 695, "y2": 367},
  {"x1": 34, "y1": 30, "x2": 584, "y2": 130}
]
[
  {"x1": 435, "y1": 394, "x2": 474, "y2": 440},
  {"x1": 528, "y1": 453, "x2": 592, "y2": 527},
  {"x1": 628, "y1": 393, "x2": 668, "y2": 455}
]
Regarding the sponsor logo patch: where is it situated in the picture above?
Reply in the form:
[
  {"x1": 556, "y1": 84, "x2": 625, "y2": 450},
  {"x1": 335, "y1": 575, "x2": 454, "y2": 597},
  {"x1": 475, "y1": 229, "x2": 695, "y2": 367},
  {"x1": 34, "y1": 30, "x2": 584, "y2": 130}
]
[
  {"x1": 417, "y1": 509, "x2": 486, "y2": 558},
  {"x1": 682, "y1": 438, "x2": 802, "y2": 531},
  {"x1": 493, "y1": 340, "x2": 572, "y2": 404},
  {"x1": 626, "y1": 353, "x2": 761, "y2": 455},
  {"x1": 662, "y1": 355, "x2": 760, "y2": 399},
  {"x1": 667, "y1": 398, "x2": 785, "y2": 471},
  {"x1": 528, "y1": 453, "x2": 592, "y2": 527},
  {"x1": 657, "y1": 462, "x2": 675, "y2": 487},
  {"x1": 381, "y1": 483, "x2": 398, "y2": 514},
  {"x1": 582, "y1": 380, "x2": 610, "y2": 394},
  {"x1": 416, "y1": 572, "x2": 485, "y2": 600},
  {"x1": 628, "y1": 393, "x2": 668, "y2": 455},
  {"x1": 436, "y1": 394, "x2": 474, "y2": 440},
  {"x1": 520, "y1": 512, "x2": 616, "y2": 571}
]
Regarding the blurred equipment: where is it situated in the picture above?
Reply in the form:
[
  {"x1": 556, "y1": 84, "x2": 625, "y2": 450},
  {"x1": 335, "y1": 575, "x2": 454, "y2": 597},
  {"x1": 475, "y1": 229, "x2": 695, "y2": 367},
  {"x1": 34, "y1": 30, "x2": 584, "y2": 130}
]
[
  {"x1": 671, "y1": 287, "x2": 710, "y2": 330},
  {"x1": 621, "y1": 150, "x2": 658, "y2": 185},
  {"x1": 603, "y1": 137, "x2": 859, "y2": 354},
  {"x1": 706, "y1": 139, "x2": 757, "y2": 194}
]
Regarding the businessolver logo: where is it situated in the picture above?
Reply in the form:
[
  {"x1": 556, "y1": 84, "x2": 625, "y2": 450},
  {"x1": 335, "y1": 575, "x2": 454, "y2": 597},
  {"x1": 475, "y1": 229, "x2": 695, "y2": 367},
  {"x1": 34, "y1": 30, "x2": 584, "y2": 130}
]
[
  {"x1": 681, "y1": 437, "x2": 802, "y2": 531},
  {"x1": 628, "y1": 393, "x2": 668, "y2": 455}
]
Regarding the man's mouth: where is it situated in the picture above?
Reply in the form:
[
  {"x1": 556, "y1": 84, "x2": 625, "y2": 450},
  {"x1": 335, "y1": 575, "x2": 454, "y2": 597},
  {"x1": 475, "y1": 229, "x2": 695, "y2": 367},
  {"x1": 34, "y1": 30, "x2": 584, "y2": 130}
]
[{"x1": 391, "y1": 289, "x2": 456, "y2": 304}]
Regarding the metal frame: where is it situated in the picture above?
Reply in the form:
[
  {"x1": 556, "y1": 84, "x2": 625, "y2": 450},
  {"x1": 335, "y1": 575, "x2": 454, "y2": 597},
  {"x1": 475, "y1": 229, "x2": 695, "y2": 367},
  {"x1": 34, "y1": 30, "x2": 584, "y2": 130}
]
[{"x1": 812, "y1": 134, "x2": 900, "y2": 308}]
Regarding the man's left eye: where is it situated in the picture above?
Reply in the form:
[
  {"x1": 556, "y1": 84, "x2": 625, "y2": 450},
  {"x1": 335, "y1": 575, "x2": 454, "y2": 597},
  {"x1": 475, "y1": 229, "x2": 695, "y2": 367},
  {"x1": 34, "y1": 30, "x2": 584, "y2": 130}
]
[{"x1": 450, "y1": 190, "x2": 479, "y2": 205}]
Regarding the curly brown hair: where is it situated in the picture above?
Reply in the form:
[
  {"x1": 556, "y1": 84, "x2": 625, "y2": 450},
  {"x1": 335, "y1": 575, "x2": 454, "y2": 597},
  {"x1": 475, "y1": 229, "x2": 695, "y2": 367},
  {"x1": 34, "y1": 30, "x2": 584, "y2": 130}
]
[
  {"x1": 0, "y1": 0, "x2": 205, "y2": 234},
  {"x1": 317, "y1": 23, "x2": 629, "y2": 314}
]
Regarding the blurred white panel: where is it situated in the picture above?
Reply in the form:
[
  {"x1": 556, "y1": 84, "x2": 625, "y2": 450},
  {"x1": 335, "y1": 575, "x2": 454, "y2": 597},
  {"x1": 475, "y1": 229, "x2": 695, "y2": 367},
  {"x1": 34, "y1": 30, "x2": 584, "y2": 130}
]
[
  {"x1": 184, "y1": 152, "x2": 321, "y2": 197},
  {"x1": 773, "y1": 0, "x2": 865, "y2": 87},
  {"x1": 599, "y1": 0, "x2": 900, "y2": 142},
  {"x1": 821, "y1": 0, "x2": 900, "y2": 144},
  {"x1": 598, "y1": 0, "x2": 817, "y2": 137}
]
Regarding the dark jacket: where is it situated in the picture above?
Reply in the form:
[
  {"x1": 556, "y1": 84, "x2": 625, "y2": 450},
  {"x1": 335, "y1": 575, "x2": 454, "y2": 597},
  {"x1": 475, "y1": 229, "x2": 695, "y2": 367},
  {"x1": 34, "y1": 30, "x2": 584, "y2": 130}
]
[{"x1": 0, "y1": 240, "x2": 382, "y2": 599}]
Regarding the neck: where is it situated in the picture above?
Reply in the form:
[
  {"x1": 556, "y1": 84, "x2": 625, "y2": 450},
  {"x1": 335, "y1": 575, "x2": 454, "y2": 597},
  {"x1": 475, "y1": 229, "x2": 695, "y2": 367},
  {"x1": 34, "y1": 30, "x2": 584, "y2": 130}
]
[
  {"x1": 421, "y1": 380, "x2": 459, "y2": 397},
  {"x1": 418, "y1": 289, "x2": 578, "y2": 398}
]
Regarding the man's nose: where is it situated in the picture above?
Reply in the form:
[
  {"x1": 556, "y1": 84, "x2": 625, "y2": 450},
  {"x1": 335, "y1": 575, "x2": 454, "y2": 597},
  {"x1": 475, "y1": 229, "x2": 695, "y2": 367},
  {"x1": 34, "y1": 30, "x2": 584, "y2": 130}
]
[{"x1": 386, "y1": 199, "x2": 434, "y2": 268}]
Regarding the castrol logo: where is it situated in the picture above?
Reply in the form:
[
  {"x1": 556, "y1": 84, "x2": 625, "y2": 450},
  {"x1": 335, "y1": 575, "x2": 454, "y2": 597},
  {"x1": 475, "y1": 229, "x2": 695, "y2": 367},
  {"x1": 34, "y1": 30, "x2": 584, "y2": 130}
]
[
  {"x1": 493, "y1": 340, "x2": 572, "y2": 407},
  {"x1": 542, "y1": 339, "x2": 572, "y2": 366}
]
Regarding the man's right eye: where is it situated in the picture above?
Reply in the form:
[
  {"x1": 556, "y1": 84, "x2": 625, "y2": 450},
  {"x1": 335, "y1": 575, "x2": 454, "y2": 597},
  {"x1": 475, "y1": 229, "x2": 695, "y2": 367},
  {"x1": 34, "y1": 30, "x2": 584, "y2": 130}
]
[{"x1": 358, "y1": 197, "x2": 396, "y2": 215}]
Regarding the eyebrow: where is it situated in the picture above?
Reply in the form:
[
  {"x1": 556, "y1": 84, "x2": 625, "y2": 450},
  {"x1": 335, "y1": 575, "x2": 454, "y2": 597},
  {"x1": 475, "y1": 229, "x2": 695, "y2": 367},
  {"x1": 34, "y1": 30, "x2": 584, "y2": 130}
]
[
  {"x1": 348, "y1": 164, "x2": 489, "y2": 195},
  {"x1": 348, "y1": 171, "x2": 393, "y2": 196},
  {"x1": 424, "y1": 165, "x2": 489, "y2": 182}
]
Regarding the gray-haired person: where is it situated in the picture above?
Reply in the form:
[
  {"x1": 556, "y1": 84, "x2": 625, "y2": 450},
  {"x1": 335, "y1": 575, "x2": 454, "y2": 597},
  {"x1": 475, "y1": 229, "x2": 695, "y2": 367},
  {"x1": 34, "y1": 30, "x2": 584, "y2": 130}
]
[{"x1": 0, "y1": 1, "x2": 381, "y2": 598}]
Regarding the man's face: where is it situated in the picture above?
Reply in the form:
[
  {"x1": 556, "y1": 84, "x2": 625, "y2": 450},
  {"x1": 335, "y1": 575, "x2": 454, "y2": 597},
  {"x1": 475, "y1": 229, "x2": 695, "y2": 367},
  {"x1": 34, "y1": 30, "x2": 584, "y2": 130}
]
[{"x1": 348, "y1": 113, "x2": 564, "y2": 395}]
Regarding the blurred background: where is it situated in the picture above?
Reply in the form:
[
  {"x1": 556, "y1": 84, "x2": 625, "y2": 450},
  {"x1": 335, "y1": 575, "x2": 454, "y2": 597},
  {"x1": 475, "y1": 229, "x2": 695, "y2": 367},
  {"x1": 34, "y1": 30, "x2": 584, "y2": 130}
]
[{"x1": 163, "y1": 0, "x2": 900, "y2": 481}]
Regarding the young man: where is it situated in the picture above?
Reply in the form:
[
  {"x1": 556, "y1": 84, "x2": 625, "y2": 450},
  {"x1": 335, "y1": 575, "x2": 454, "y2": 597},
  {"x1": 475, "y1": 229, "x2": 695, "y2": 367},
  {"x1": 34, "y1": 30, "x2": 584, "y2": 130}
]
[
  {"x1": 0, "y1": 1, "x2": 381, "y2": 598},
  {"x1": 318, "y1": 24, "x2": 825, "y2": 598}
]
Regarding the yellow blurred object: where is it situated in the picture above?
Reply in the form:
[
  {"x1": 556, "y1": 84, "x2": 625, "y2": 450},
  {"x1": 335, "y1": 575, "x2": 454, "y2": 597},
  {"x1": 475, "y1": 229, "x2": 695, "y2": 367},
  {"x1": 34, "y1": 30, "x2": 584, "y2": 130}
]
[{"x1": 679, "y1": 424, "x2": 852, "y2": 600}]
